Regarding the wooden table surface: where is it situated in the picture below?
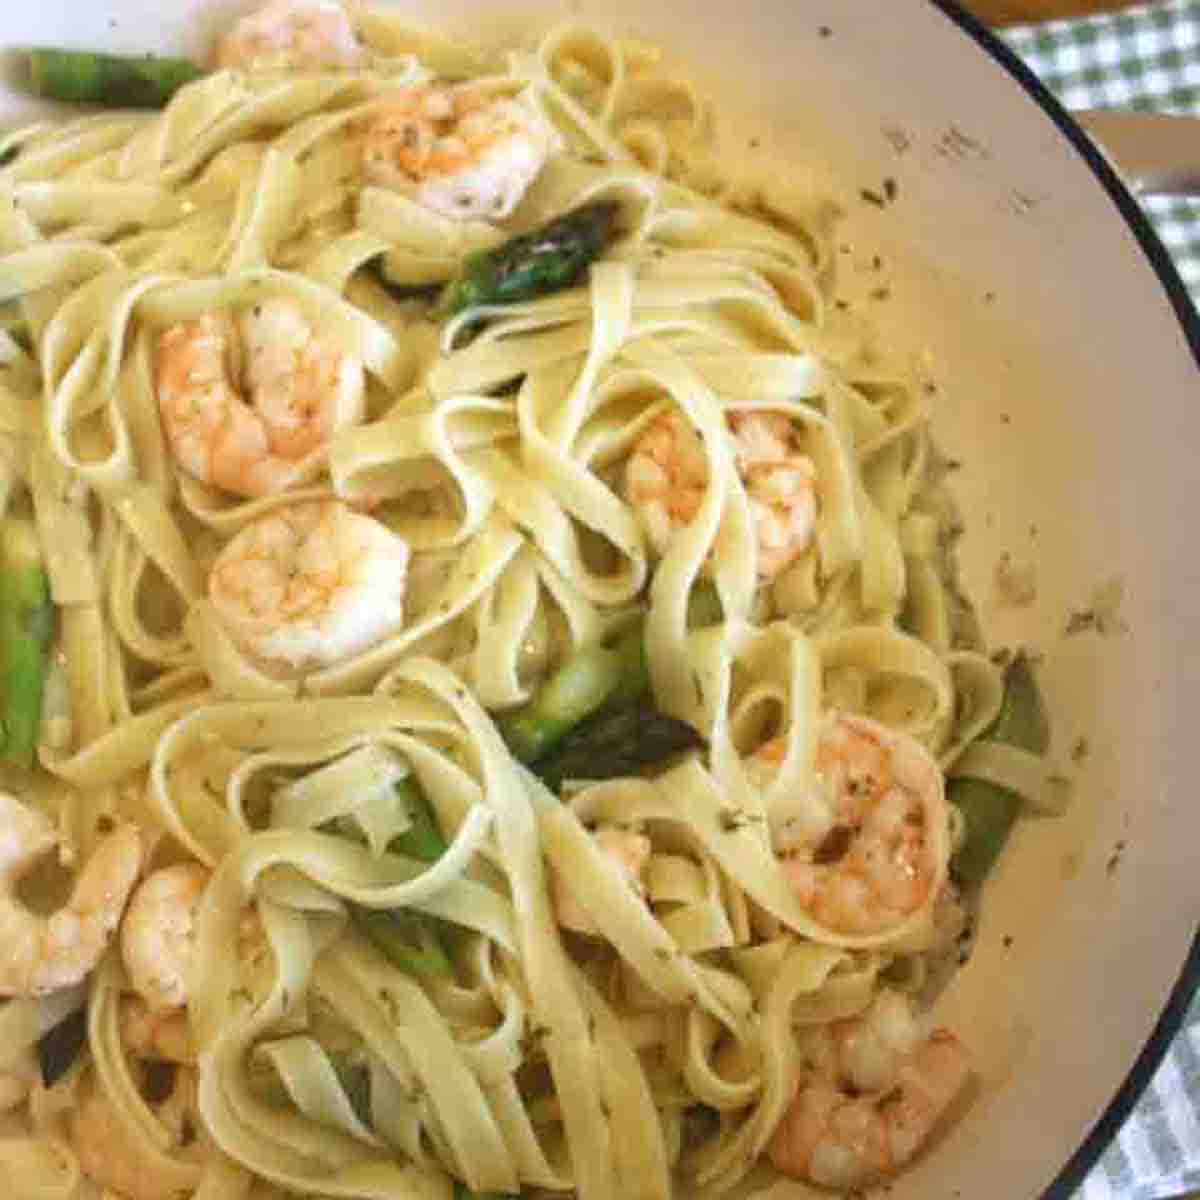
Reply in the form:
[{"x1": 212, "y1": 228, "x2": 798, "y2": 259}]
[{"x1": 963, "y1": 0, "x2": 1144, "y2": 25}]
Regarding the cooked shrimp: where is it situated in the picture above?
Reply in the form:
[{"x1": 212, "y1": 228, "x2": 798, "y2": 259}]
[
  {"x1": 120, "y1": 864, "x2": 208, "y2": 1014},
  {"x1": 215, "y1": 0, "x2": 364, "y2": 72},
  {"x1": 751, "y1": 712, "x2": 947, "y2": 937},
  {"x1": 770, "y1": 990, "x2": 970, "y2": 1190},
  {"x1": 624, "y1": 409, "x2": 709, "y2": 556},
  {"x1": 730, "y1": 413, "x2": 819, "y2": 578},
  {"x1": 155, "y1": 299, "x2": 365, "y2": 498},
  {"x1": 0, "y1": 1049, "x2": 37, "y2": 1111},
  {"x1": 363, "y1": 85, "x2": 561, "y2": 220},
  {"x1": 554, "y1": 827, "x2": 651, "y2": 936},
  {"x1": 72, "y1": 1067, "x2": 206, "y2": 1200},
  {"x1": 0, "y1": 794, "x2": 141, "y2": 997},
  {"x1": 117, "y1": 864, "x2": 207, "y2": 1065},
  {"x1": 209, "y1": 500, "x2": 409, "y2": 670},
  {"x1": 625, "y1": 409, "x2": 817, "y2": 579}
]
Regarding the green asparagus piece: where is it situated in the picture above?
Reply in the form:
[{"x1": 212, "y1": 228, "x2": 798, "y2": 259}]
[
  {"x1": 389, "y1": 778, "x2": 447, "y2": 862},
  {"x1": 352, "y1": 907, "x2": 453, "y2": 978},
  {"x1": 686, "y1": 581, "x2": 724, "y2": 629},
  {"x1": 0, "y1": 303, "x2": 31, "y2": 352},
  {"x1": 445, "y1": 201, "x2": 619, "y2": 313},
  {"x1": 499, "y1": 643, "x2": 623, "y2": 763},
  {"x1": 499, "y1": 623, "x2": 647, "y2": 763},
  {"x1": 949, "y1": 652, "x2": 1050, "y2": 885},
  {"x1": 534, "y1": 701, "x2": 705, "y2": 792},
  {"x1": 28, "y1": 49, "x2": 204, "y2": 109},
  {"x1": 327, "y1": 778, "x2": 445, "y2": 859},
  {"x1": 331, "y1": 1055, "x2": 373, "y2": 1128},
  {"x1": 37, "y1": 1006, "x2": 87, "y2": 1088},
  {"x1": 575, "y1": 587, "x2": 720, "y2": 716},
  {"x1": 0, "y1": 520, "x2": 53, "y2": 768},
  {"x1": 601, "y1": 623, "x2": 650, "y2": 708},
  {"x1": 0, "y1": 309, "x2": 32, "y2": 351}
]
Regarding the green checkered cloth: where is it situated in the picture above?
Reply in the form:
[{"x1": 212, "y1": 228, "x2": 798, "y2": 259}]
[
  {"x1": 1004, "y1": 8, "x2": 1200, "y2": 1198},
  {"x1": 1006, "y1": 0, "x2": 1200, "y2": 300}
]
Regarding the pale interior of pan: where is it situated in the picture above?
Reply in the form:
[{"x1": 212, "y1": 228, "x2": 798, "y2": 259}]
[{"x1": 0, "y1": 2, "x2": 1197, "y2": 1198}]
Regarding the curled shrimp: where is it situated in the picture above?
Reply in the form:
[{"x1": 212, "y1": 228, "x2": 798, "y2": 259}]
[
  {"x1": 120, "y1": 864, "x2": 208, "y2": 1014},
  {"x1": 209, "y1": 500, "x2": 409, "y2": 670},
  {"x1": 363, "y1": 85, "x2": 561, "y2": 220},
  {"x1": 750, "y1": 712, "x2": 947, "y2": 937},
  {"x1": 0, "y1": 794, "x2": 141, "y2": 997},
  {"x1": 625, "y1": 409, "x2": 817, "y2": 580},
  {"x1": 552, "y1": 827, "x2": 651, "y2": 936},
  {"x1": 155, "y1": 298, "x2": 365, "y2": 498},
  {"x1": 215, "y1": 0, "x2": 364, "y2": 72},
  {"x1": 117, "y1": 863, "x2": 210, "y2": 1065},
  {"x1": 770, "y1": 989, "x2": 970, "y2": 1190}
]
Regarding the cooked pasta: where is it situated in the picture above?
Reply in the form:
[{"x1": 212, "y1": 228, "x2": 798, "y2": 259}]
[{"x1": 0, "y1": 6, "x2": 1064, "y2": 1199}]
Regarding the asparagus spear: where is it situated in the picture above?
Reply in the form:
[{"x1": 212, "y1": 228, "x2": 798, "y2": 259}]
[
  {"x1": 389, "y1": 778, "x2": 447, "y2": 862},
  {"x1": 507, "y1": 583, "x2": 724, "y2": 743},
  {"x1": 353, "y1": 778, "x2": 458, "y2": 975},
  {"x1": 597, "y1": 623, "x2": 649, "y2": 708},
  {"x1": 534, "y1": 701, "x2": 705, "y2": 791},
  {"x1": 0, "y1": 519, "x2": 53, "y2": 768},
  {"x1": 28, "y1": 49, "x2": 204, "y2": 109},
  {"x1": 949, "y1": 652, "x2": 1050, "y2": 885},
  {"x1": 352, "y1": 907, "x2": 453, "y2": 978},
  {"x1": 686, "y1": 581, "x2": 724, "y2": 629},
  {"x1": 331, "y1": 1054, "x2": 373, "y2": 1128},
  {"x1": 37, "y1": 1005, "x2": 87, "y2": 1088},
  {"x1": 499, "y1": 623, "x2": 646, "y2": 764},
  {"x1": 445, "y1": 201, "x2": 619, "y2": 313}
]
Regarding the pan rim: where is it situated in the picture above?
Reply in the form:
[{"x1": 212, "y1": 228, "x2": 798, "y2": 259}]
[{"x1": 927, "y1": 6, "x2": 1200, "y2": 1194}]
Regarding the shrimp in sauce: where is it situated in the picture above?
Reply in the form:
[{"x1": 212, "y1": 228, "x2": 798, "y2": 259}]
[
  {"x1": 770, "y1": 989, "x2": 970, "y2": 1190},
  {"x1": 215, "y1": 0, "x2": 364, "y2": 73},
  {"x1": 625, "y1": 409, "x2": 818, "y2": 580},
  {"x1": 364, "y1": 85, "x2": 561, "y2": 221},
  {"x1": 750, "y1": 712, "x2": 947, "y2": 938},
  {"x1": 209, "y1": 500, "x2": 409, "y2": 670},
  {"x1": 117, "y1": 863, "x2": 210, "y2": 1065},
  {"x1": 155, "y1": 298, "x2": 364, "y2": 498},
  {"x1": 0, "y1": 794, "x2": 141, "y2": 997}
]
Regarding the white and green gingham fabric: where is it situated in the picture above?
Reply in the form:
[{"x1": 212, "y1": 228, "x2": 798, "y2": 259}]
[
  {"x1": 1006, "y1": 0, "x2": 1200, "y2": 300},
  {"x1": 1003, "y1": 5, "x2": 1200, "y2": 1197}
]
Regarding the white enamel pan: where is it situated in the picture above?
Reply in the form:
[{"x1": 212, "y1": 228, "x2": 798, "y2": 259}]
[{"x1": 1, "y1": 2, "x2": 1197, "y2": 1197}]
